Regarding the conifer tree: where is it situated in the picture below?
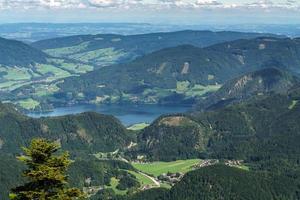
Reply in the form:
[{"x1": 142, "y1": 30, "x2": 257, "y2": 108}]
[{"x1": 10, "y1": 138, "x2": 85, "y2": 200}]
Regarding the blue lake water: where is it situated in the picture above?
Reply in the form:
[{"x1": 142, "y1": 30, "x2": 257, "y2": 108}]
[{"x1": 28, "y1": 104, "x2": 192, "y2": 126}]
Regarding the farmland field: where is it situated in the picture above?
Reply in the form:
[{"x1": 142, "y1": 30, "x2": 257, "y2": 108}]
[{"x1": 132, "y1": 159, "x2": 202, "y2": 177}]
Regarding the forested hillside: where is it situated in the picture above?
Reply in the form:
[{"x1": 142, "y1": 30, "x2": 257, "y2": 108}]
[
  {"x1": 48, "y1": 37, "x2": 300, "y2": 108},
  {"x1": 168, "y1": 165, "x2": 299, "y2": 200},
  {"x1": 0, "y1": 37, "x2": 47, "y2": 66},
  {"x1": 0, "y1": 102, "x2": 132, "y2": 154},
  {"x1": 134, "y1": 84, "x2": 300, "y2": 173},
  {"x1": 196, "y1": 68, "x2": 299, "y2": 110}
]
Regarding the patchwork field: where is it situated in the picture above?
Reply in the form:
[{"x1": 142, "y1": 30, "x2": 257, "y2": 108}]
[{"x1": 45, "y1": 43, "x2": 129, "y2": 67}]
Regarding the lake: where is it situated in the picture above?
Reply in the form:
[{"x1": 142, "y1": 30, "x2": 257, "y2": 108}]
[{"x1": 28, "y1": 104, "x2": 192, "y2": 126}]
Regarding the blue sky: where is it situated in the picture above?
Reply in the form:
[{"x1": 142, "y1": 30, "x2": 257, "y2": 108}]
[{"x1": 0, "y1": 0, "x2": 299, "y2": 24}]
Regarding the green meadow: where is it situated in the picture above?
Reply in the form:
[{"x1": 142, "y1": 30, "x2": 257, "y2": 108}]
[{"x1": 132, "y1": 159, "x2": 202, "y2": 177}]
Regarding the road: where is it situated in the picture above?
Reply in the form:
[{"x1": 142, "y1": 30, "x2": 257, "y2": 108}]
[{"x1": 139, "y1": 171, "x2": 160, "y2": 187}]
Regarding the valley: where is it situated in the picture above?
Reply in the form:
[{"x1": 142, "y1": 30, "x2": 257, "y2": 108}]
[
  {"x1": 1, "y1": 26, "x2": 300, "y2": 200},
  {"x1": 0, "y1": 30, "x2": 284, "y2": 111}
]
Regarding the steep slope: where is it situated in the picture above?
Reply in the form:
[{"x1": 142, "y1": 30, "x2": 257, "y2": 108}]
[
  {"x1": 135, "y1": 114, "x2": 209, "y2": 161},
  {"x1": 0, "y1": 102, "x2": 132, "y2": 154},
  {"x1": 168, "y1": 165, "x2": 299, "y2": 200},
  {"x1": 32, "y1": 30, "x2": 280, "y2": 66},
  {"x1": 197, "y1": 68, "x2": 300, "y2": 110},
  {"x1": 207, "y1": 37, "x2": 300, "y2": 73}
]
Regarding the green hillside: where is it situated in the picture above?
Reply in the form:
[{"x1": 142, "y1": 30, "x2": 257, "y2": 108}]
[
  {"x1": 0, "y1": 37, "x2": 94, "y2": 110},
  {"x1": 46, "y1": 37, "x2": 300, "y2": 109}
]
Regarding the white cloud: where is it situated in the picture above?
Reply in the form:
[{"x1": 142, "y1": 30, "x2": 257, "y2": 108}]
[
  {"x1": 0, "y1": 0, "x2": 299, "y2": 11},
  {"x1": 196, "y1": 0, "x2": 222, "y2": 6}
]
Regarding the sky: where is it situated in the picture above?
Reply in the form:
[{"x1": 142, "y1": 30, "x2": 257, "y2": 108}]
[{"x1": 0, "y1": 0, "x2": 299, "y2": 24}]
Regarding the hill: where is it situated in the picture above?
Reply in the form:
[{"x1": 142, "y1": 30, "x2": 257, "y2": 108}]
[
  {"x1": 133, "y1": 84, "x2": 300, "y2": 174},
  {"x1": 197, "y1": 68, "x2": 300, "y2": 110},
  {"x1": 0, "y1": 102, "x2": 132, "y2": 154},
  {"x1": 167, "y1": 165, "x2": 299, "y2": 200},
  {"x1": 39, "y1": 37, "x2": 300, "y2": 108},
  {"x1": 32, "y1": 30, "x2": 279, "y2": 66},
  {"x1": 0, "y1": 37, "x2": 95, "y2": 110},
  {"x1": 0, "y1": 37, "x2": 47, "y2": 66}
]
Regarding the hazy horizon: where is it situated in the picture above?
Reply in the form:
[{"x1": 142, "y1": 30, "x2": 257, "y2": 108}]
[{"x1": 0, "y1": 0, "x2": 300, "y2": 24}]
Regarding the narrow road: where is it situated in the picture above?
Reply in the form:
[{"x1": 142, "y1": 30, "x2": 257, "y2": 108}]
[{"x1": 138, "y1": 171, "x2": 160, "y2": 187}]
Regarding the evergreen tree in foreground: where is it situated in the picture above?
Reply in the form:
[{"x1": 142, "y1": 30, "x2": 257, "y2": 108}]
[{"x1": 10, "y1": 138, "x2": 85, "y2": 200}]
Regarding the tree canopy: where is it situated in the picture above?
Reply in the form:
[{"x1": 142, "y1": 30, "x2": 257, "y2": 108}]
[{"x1": 10, "y1": 138, "x2": 85, "y2": 200}]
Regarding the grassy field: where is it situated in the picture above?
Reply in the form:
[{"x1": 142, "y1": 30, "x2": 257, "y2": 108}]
[
  {"x1": 69, "y1": 48, "x2": 127, "y2": 65},
  {"x1": 17, "y1": 98, "x2": 40, "y2": 110},
  {"x1": 127, "y1": 123, "x2": 150, "y2": 131},
  {"x1": 185, "y1": 84, "x2": 222, "y2": 97},
  {"x1": 132, "y1": 159, "x2": 202, "y2": 177},
  {"x1": 0, "y1": 67, "x2": 32, "y2": 81},
  {"x1": 44, "y1": 41, "x2": 90, "y2": 57},
  {"x1": 236, "y1": 165, "x2": 250, "y2": 171},
  {"x1": 34, "y1": 83, "x2": 60, "y2": 97},
  {"x1": 35, "y1": 64, "x2": 71, "y2": 81}
]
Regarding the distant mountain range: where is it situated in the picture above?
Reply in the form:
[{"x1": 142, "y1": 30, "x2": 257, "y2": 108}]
[
  {"x1": 32, "y1": 30, "x2": 280, "y2": 66},
  {"x1": 1, "y1": 23, "x2": 299, "y2": 43}
]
